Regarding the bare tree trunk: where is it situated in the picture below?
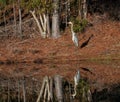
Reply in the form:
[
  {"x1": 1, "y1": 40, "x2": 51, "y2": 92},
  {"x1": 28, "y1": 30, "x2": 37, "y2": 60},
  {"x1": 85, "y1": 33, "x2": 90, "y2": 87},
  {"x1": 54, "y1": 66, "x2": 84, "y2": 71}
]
[
  {"x1": 83, "y1": 0, "x2": 87, "y2": 19},
  {"x1": 36, "y1": 76, "x2": 47, "y2": 102},
  {"x1": 46, "y1": 13, "x2": 51, "y2": 37},
  {"x1": 7, "y1": 80, "x2": 10, "y2": 102},
  {"x1": 3, "y1": 10, "x2": 6, "y2": 35},
  {"x1": 30, "y1": 11, "x2": 48, "y2": 38},
  {"x1": 13, "y1": 1, "x2": 17, "y2": 35},
  {"x1": 18, "y1": 80, "x2": 20, "y2": 102},
  {"x1": 52, "y1": 0, "x2": 60, "y2": 38},
  {"x1": 30, "y1": 10, "x2": 43, "y2": 35},
  {"x1": 22, "y1": 77, "x2": 26, "y2": 102},
  {"x1": 18, "y1": 0, "x2": 22, "y2": 38},
  {"x1": 69, "y1": 83, "x2": 73, "y2": 102},
  {"x1": 78, "y1": 0, "x2": 83, "y2": 19},
  {"x1": 39, "y1": 13, "x2": 47, "y2": 38},
  {"x1": 67, "y1": 0, "x2": 70, "y2": 23},
  {"x1": 65, "y1": 1, "x2": 68, "y2": 27},
  {"x1": 49, "y1": 77, "x2": 53, "y2": 101},
  {"x1": 54, "y1": 75, "x2": 63, "y2": 102}
]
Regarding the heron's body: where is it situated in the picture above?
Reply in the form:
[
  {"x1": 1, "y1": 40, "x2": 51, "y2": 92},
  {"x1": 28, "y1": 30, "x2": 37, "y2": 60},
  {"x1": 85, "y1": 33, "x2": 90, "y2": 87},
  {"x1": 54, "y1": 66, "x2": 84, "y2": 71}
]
[
  {"x1": 72, "y1": 33, "x2": 79, "y2": 47},
  {"x1": 68, "y1": 22, "x2": 79, "y2": 47}
]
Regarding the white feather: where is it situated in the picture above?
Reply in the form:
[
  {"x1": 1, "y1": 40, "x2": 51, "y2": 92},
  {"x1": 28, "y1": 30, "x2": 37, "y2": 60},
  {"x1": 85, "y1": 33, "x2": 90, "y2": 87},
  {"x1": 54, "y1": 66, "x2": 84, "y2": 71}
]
[{"x1": 68, "y1": 22, "x2": 79, "y2": 47}]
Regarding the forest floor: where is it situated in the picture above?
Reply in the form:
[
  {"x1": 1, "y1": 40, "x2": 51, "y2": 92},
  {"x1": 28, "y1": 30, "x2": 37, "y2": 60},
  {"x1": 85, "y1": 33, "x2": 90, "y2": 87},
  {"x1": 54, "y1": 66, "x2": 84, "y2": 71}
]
[{"x1": 0, "y1": 15, "x2": 120, "y2": 91}]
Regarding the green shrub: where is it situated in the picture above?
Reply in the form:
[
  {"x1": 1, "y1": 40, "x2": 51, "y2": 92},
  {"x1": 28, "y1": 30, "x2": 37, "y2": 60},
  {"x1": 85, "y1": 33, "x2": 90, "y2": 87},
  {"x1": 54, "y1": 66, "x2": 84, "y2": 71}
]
[
  {"x1": 76, "y1": 79, "x2": 91, "y2": 101},
  {"x1": 70, "y1": 17, "x2": 88, "y2": 33}
]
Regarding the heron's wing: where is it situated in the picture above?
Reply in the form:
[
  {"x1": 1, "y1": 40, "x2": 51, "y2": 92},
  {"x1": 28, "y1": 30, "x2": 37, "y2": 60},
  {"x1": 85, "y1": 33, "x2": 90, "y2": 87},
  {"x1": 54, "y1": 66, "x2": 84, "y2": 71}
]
[{"x1": 74, "y1": 36, "x2": 79, "y2": 46}]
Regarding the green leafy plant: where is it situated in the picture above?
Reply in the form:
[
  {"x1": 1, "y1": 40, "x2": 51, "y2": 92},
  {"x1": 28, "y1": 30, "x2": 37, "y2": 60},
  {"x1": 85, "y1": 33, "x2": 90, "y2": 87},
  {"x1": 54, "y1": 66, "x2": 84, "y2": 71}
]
[
  {"x1": 76, "y1": 78, "x2": 91, "y2": 101},
  {"x1": 70, "y1": 17, "x2": 88, "y2": 33}
]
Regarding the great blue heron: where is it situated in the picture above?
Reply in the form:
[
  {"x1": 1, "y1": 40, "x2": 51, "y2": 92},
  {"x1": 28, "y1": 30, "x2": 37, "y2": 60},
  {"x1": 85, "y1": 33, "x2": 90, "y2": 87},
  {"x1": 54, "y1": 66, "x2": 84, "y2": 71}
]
[
  {"x1": 68, "y1": 22, "x2": 79, "y2": 47},
  {"x1": 72, "y1": 70, "x2": 80, "y2": 98}
]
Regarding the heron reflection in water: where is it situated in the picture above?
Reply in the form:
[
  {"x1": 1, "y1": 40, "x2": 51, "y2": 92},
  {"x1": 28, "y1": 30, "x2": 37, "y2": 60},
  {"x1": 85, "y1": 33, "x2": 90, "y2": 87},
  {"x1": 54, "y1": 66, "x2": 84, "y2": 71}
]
[{"x1": 72, "y1": 70, "x2": 80, "y2": 98}]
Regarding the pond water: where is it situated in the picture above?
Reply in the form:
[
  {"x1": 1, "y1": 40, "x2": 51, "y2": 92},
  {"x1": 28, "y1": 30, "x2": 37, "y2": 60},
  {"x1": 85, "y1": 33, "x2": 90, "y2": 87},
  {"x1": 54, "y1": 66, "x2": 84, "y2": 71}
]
[{"x1": 0, "y1": 60, "x2": 120, "y2": 102}]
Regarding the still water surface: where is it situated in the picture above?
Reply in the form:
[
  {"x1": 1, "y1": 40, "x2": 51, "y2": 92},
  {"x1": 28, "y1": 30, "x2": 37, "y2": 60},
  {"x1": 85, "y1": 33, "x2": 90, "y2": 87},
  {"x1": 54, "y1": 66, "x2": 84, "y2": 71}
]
[{"x1": 0, "y1": 60, "x2": 120, "y2": 102}]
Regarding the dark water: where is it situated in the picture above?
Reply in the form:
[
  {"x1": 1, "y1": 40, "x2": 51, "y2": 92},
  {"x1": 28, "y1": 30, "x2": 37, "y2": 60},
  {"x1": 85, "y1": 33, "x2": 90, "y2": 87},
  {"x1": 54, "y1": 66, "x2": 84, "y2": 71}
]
[{"x1": 0, "y1": 60, "x2": 120, "y2": 102}]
